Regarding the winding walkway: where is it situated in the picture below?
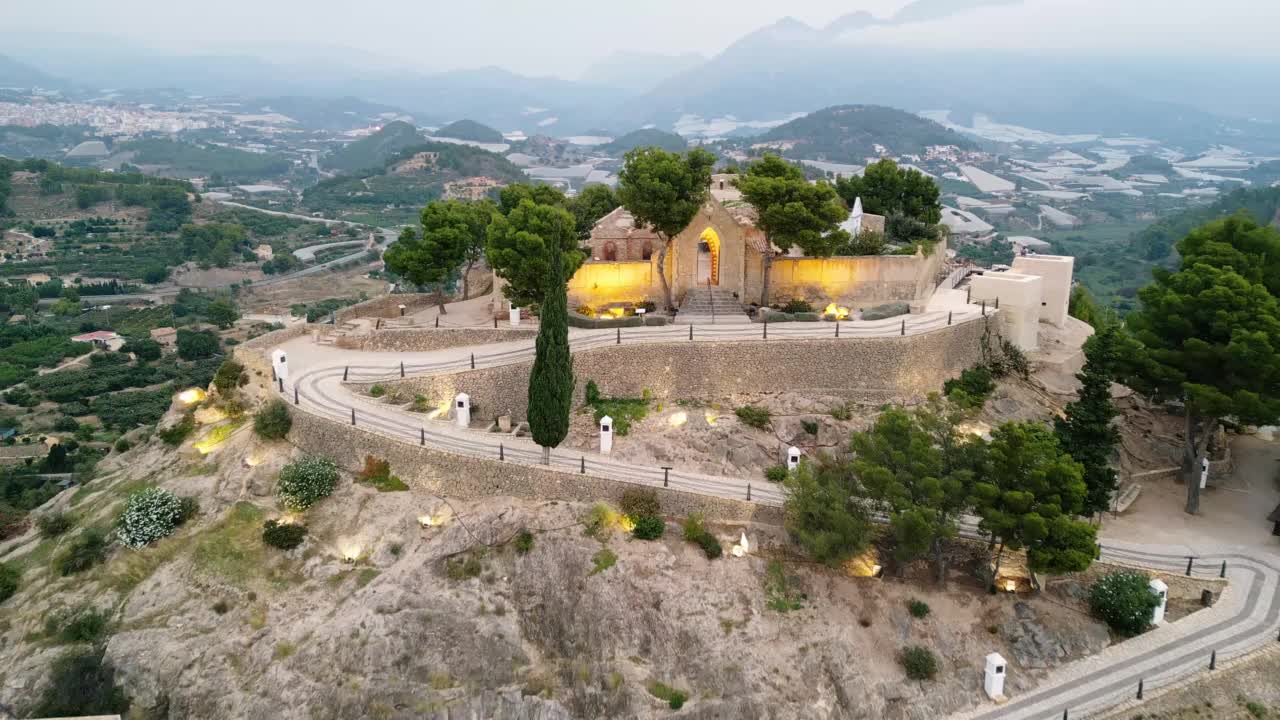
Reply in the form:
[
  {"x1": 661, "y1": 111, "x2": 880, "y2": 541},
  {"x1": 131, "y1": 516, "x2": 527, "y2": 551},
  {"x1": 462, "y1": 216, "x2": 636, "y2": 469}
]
[{"x1": 269, "y1": 309, "x2": 1280, "y2": 720}]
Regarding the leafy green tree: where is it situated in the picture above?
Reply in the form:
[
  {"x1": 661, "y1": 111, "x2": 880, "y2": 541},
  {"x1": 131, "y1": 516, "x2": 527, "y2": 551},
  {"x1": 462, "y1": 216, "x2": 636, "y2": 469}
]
[
  {"x1": 205, "y1": 297, "x2": 240, "y2": 329},
  {"x1": 486, "y1": 199, "x2": 583, "y2": 308},
  {"x1": 526, "y1": 236, "x2": 574, "y2": 464},
  {"x1": 970, "y1": 421, "x2": 1096, "y2": 579},
  {"x1": 456, "y1": 200, "x2": 495, "y2": 300},
  {"x1": 1055, "y1": 324, "x2": 1139, "y2": 516},
  {"x1": 568, "y1": 183, "x2": 620, "y2": 240},
  {"x1": 782, "y1": 454, "x2": 873, "y2": 566},
  {"x1": 735, "y1": 154, "x2": 848, "y2": 305},
  {"x1": 497, "y1": 183, "x2": 567, "y2": 215},
  {"x1": 852, "y1": 399, "x2": 977, "y2": 582},
  {"x1": 617, "y1": 147, "x2": 716, "y2": 310},
  {"x1": 253, "y1": 399, "x2": 292, "y2": 440},
  {"x1": 835, "y1": 158, "x2": 942, "y2": 225},
  {"x1": 175, "y1": 330, "x2": 219, "y2": 360},
  {"x1": 384, "y1": 200, "x2": 480, "y2": 313},
  {"x1": 31, "y1": 649, "x2": 129, "y2": 718},
  {"x1": 1089, "y1": 570, "x2": 1161, "y2": 637},
  {"x1": 1123, "y1": 215, "x2": 1280, "y2": 513}
]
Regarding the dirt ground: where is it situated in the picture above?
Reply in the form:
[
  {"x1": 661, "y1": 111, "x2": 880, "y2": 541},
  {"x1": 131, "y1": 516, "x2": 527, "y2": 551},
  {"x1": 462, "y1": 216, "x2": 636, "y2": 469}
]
[
  {"x1": 1100, "y1": 648, "x2": 1280, "y2": 719},
  {"x1": 237, "y1": 269, "x2": 391, "y2": 315}
]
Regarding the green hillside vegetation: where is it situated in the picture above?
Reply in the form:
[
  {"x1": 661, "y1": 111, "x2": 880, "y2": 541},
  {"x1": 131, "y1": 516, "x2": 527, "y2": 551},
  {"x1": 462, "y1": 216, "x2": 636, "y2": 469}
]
[
  {"x1": 433, "y1": 119, "x2": 504, "y2": 144},
  {"x1": 121, "y1": 139, "x2": 290, "y2": 181},
  {"x1": 1119, "y1": 154, "x2": 1174, "y2": 176},
  {"x1": 1130, "y1": 186, "x2": 1280, "y2": 260},
  {"x1": 600, "y1": 128, "x2": 688, "y2": 155},
  {"x1": 761, "y1": 105, "x2": 976, "y2": 163},
  {"x1": 304, "y1": 142, "x2": 526, "y2": 225},
  {"x1": 321, "y1": 121, "x2": 423, "y2": 173},
  {"x1": 0, "y1": 125, "x2": 94, "y2": 160}
]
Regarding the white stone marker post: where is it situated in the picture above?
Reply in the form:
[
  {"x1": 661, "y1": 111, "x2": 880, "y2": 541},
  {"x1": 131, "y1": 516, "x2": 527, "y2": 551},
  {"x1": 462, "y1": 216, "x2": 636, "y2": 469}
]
[
  {"x1": 1149, "y1": 578, "x2": 1168, "y2": 625},
  {"x1": 454, "y1": 393, "x2": 471, "y2": 429},
  {"x1": 1199, "y1": 457, "x2": 1209, "y2": 489},
  {"x1": 786, "y1": 446, "x2": 802, "y2": 472},
  {"x1": 984, "y1": 652, "x2": 1007, "y2": 700},
  {"x1": 509, "y1": 302, "x2": 521, "y2": 327},
  {"x1": 270, "y1": 349, "x2": 289, "y2": 383},
  {"x1": 599, "y1": 415, "x2": 613, "y2": 454}
]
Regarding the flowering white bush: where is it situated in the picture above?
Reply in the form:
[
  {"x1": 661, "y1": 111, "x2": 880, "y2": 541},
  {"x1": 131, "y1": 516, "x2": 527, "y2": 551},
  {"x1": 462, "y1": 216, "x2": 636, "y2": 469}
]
[
  {"x1": 117, "y1": 487, "x2": 184, "y2": 549},
  {"x1": 277, "y1": 456, "x2": 339, "y2": 510}
]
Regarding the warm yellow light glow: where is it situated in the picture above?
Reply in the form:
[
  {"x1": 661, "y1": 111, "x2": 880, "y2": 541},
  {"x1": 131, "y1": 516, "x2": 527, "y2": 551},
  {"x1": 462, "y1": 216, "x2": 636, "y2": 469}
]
[
  {"x1": 425, "y1": 408, "x2": 443, "y2": 420},
  {"x1": 960, "y1": 421, "x2": 993, "y2": 438},
  {"x1": 276, "y1": 512, "x2": 300, "y2": 526},
  {"x1": 338, "y1": 539, "x2": 362, "y2": 562},
  {"x1": 668, "y1": 411, "x2": 688, "y2": 428},
  {"x1": 1004, "y1": 580, "x2": 1017, "y2": 593},
  {"x1": 607, "y1": 307, "x2": 625, "y2": 318},
  {"x1": 194, "y1": 406, "x2": 228, "y2": 425},
  {"x1": 418, "y1": 514, "x2": 433, "y2": 528},
  {"x1": 245, "y1": 455, "x2": 262, "y2": 467},
  {"x1": 704, "y1": 411, "x2": 718, "y2": 426},
  {"x1": 178, "y1": 388, "x2": 206, "y2": 405},
  {"x1": 823, "y1": 303, "x2": 850, "y2": 320},
  {"x1": 842, "y1": 548, "x2": 883, "y2": 577}
]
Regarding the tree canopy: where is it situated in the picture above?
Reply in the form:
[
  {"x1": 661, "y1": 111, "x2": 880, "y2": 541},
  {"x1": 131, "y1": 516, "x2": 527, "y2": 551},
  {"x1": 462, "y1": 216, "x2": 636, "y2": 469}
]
[
  {"x1": 735, "y1": 154, "x2": 848, "y2": 304},
  {"x1": 1123, "y1": 215, "x2": 1280, "y2": 513},
  {"x1": 835, "y1": 158, "x2": 942, "y2": 226},
  {"x1": 617, "y1": 147, "x2": 716, "y2": 309},
  {"x1": 782, "y1": 454, "x2": 873, "y2": 567},
  {"x1": 384, "y1": 200, "x2": 490, "y2": 312},
  {"x1": 526, "y1": 236, "x2": 574, "y2": 464},
  {"x1": 486, "y1": 198, "x2": 583, "y2": 309}
]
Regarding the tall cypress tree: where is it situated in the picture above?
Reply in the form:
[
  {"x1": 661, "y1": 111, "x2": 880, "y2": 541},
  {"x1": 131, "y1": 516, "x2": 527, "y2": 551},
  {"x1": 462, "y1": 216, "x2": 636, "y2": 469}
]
[{"x1": 527, "y1": 226, "x2": 575, "y2": 464}]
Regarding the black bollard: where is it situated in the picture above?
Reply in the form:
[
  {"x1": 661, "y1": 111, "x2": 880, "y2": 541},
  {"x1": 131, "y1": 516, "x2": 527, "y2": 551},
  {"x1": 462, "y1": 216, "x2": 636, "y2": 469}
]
[
  {"x1": 420, "y1": 428, "x2": 425, "y2": 446},
  {"x1": 835, "y1": 321, "x2": 840, "y2": 338},
  {"x1": 1136, "y1": 678, "x2": 1144, "y2": 700},
  {"x1": 376, "y1": 319, "x2": 381, "y2": 330},
  {"x1": 278, "y1": 377, "x2": 284, "y2": 392},
  {"x1": 616, "y1": 327, "x2": 621, "y2": 345},
  {"x1": 689, "y1": 324, "x2": 693, "y2": 341},
  {"x1": 901, "y1": 319, "x2": 906, "y2": 336},
  {"x1": 435, "y1": 316, "x2": 439, "y2": 329},
  {"x1": 948, "y1": 311, "x2": 953, "y2": 326},
  {"x1": 763, "y1": 318, "x2": 768, "y2": 340},
  {"x1": 1062, "y1": 710, "x2": 1068, "y2": 720},
  {"x1": 499, "y1": 443, "x2": 504, "y2": 462},
  {"x1": 470, "y1": 353, "x2": 475, "y2": 370},
  {"x1": 1209, "y1": 650, "x2": 1216, "y2": 670},
  {"x1": 494, "y1": 316, "x2": 498, "y2": 329},
  {"x1": 294, "y1": 387, "x2": 299, "y2": 405},
  {"x1": 343, "y1": 366, "x2": 349, "y2": 381},
  {"x1": 747, "y1": 483, "x2": 752, "y2": 501},
  {"x1": 580, "y1": 457, "x2": 586, "y2": 474},
  {"x1": 1187, "y1": 556, "x2": 1194, "y2": 576},
  {"x1": 1220, "y1": 560, "x2": 1227, "y2": 578},
  {"x1": 996, "y1": 296, "x2": 1000, "y2": 310},
  {"x1": 967, "y1": 286, "x2": 972, "y2": 303},
  {"x1": 662, "y1": 467, "x2": 671, "y2": 488},
  {"x1": 350, "y1": 408, "x2": 356, "y2": 426},
  {"x1": 982, "y1": 299, "x2": 987, "y2": 316},
  {"x1": 400, "y1": 361, "x2": 405, "y2": 378}
]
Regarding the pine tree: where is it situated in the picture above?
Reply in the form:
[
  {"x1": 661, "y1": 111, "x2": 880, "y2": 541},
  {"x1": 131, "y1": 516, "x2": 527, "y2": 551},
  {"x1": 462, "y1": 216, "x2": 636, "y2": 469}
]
[
  {"x1": 527, "y1": 236, "x2": 574, "y2": 464},
  {"x1": 1055, "y1": 324, "x2": 1133, "y2": 516}
]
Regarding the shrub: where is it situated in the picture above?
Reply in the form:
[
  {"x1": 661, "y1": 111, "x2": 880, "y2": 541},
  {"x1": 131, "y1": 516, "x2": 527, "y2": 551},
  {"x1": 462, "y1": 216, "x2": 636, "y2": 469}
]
[
  {"x1": 253, "y1": 399, "x2": 292, "y2": 440},
  {"x1": 801, "y1": 419, "x2": 819, "y2": 435},
  {"x1": 1246, "y1": 701, "x2": 1267, "y2": 719},
  {"x1": 213, "y1": 359, "x2": 245, "y2": 395},
  {"x1": 38, "y1": 512, "x2": 75, "y2": 538},
  {"x1": 631, "y1": 515, "x2": 665, "y2": 540},
  {"x1": 590, "y1": 547, "x2": 617, "y2": 575},
  {"x1": 829, "y1": 403, "x2": 852, "y2": 421},
  {"x1": 355, "y1": 454, "x2": 407, "y2": 492},
  {"x1": 54, "y1": 415, "x2": 79, "y2": 432},
  {"x1": 0, "y1": 562, "x2": 18, "y2": 603},
  {"x1": 113, "y1": 438, "x2": 132, "y2": 453},
  {"x1": 262, "y1": 519, "x2": 307, "y2": 550},
  {"x1": 620, "y1": 488, "x2": 660, "y2": 519},
  {"x1": 514, "y1": 529, "x2": 534, "y2": 555},
  {"x1": 585, "y1": 379, "x2": 601, "y2": 405},
  {"x1": 861, "y1": 302, "x2": 911, "y2": 321},
  {"x1": 944, "y1": 365, "x2": 995, "y2": 408},
  {"x1": 177, "y1": 496, "x2": 199, "y2": 524},
  {"x1": 908, "y1": 599, "x2": 930, "y2": 619},
  {"x1": 369, "y1": 384, "x2": 386, "y2": 398},
  {"x1": 682, "y1": 513, "x2": 722, "y2": 559},
  {"x1": 56, "y1": 528, "x2": 110, "y2": 576},
  {"x1": 764, "y1": 560, "x2": 804, "y2": 612},
  {"x1": 277, "y1": 456, "x2": 338, "y2": 510},
  {"x1": 900, "y1": 646, "x2": 938, "y2": 680},
  {"x1": 1089, "y1": 570, "x2": 1161, "y2": 637},
  {"x1": 764, "y1": 465, "x2": 789, "y2": 483},
  {"x1": 647, "y1": 681, "x2": 688, "y2": 710},
  {"x1": 117, "y1": 487, "x2": 185, "y2": 548},
  {"x1": 782, "y1": 298, "x2": 813, "y2": 314},
  {"x1": 58, "y1": 607, "x2": 111, "y2": 644},
  {"x1": 583, "y1": 502, "x2": 624, "y2": 540},
  {"x1": 30, "y1": 649, "x2": 130, "y2": 718},
  {"x1": 735, "y1": 405, "x2": 771, "y2": 429},
  {"x1": 446, "y1": 551, "x2": 484, "y2": 581},
  {"x1": 212, "y1": 599, "x2": 231, "y2": 614},
  {"x1": 158, "y1": 412, "x2": 195, "y2": 446}
]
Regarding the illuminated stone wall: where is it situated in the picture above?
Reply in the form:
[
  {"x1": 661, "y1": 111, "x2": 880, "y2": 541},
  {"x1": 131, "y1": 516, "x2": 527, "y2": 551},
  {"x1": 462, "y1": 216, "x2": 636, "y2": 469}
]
[
  {"x1": 746, "y1": 239, "x2": 947, "y2": 310},
  {"x1": 365, "y1": 315, "x2": 993, "y2": 423},
  {"x1": 566, "y1": 260, "x2": 663, "y2": 308}
]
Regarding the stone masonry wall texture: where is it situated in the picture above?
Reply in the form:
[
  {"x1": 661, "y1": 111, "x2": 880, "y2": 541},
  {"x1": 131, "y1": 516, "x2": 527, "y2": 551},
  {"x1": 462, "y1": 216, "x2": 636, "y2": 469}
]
[{"x1": 366, "y1": 317, "x2": 992, "y2": 423}]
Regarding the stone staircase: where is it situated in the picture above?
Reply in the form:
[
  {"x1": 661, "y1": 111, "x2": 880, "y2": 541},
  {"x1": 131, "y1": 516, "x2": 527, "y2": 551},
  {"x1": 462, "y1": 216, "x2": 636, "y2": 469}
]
[
  {"x1": 675, "y1": 288, "x2": 751, "y2": 325},
  {"x1": 315, "y1": 319, "x2": 371, "y2": 346}
]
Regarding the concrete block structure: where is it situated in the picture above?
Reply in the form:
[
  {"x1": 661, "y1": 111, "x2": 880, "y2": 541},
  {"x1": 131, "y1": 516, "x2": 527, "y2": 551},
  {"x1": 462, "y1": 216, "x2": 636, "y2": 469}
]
[
  {"x1": 1012, "y1": 255, "x2": 1074, "y2": 328},
  {"x1": 969, "y1": 272, "x2": 1043, "y2": 351}
]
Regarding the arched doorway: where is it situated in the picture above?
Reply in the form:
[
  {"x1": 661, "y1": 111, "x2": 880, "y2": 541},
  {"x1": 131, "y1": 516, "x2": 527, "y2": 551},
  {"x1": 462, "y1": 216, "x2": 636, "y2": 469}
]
[
  {"x1": 696, "y1": 228, "x2": 720, "y2": 286},
  {"x1": 602, "y1": 241, "x2": 617, "y2": 261}
]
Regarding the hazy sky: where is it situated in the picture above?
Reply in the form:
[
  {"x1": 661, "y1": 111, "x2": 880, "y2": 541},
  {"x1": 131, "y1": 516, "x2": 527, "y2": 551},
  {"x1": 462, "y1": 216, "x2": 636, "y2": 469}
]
[{"x1": 6, "y1": 0, "x2": 1279, "y2": 78}]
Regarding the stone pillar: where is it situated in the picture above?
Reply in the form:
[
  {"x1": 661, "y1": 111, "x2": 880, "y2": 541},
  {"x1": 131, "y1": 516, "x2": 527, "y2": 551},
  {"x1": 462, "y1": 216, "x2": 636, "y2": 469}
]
[
  {"x1": 599, "y1": 415, "x2": 613, "y2": 454},
  {"x1": 454, "y1": 393, "x2": 471, "y2": 429},
  {"x1": 984, "y1": 653, "x2": 1007, "y2": 700},
  {"x1": 1149, "y1": 578, "x2": 1168, "y2": 625}
]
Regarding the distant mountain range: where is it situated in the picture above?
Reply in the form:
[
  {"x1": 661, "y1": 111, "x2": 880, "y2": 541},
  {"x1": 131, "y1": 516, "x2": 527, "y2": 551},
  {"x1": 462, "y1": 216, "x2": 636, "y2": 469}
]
[{"x1": 579, "y1": 51, "x2": 705, "y2": 94}]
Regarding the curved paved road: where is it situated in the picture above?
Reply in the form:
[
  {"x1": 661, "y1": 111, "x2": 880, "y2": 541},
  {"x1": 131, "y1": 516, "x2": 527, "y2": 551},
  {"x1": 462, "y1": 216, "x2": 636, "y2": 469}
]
[{"x1": 270, "y1": 310, "x2": 1280, "y2": 720}]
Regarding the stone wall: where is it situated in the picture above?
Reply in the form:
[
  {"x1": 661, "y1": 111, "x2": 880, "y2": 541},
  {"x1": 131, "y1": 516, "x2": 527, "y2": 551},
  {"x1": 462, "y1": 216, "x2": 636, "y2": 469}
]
[
  {"x1": 567, "y1": 260, "x2": 663, "y2": 308},
  {"x1": 333, "y1": 293, "x2": 438, "y2": 322},
  {"x1": 352, "y1": 328, "x2": 538, "y2": 353},
  {"x1": 286, "y1": 409, "x2": 781, "y2": 525},
  {"x1": 366, "y1": 316, "x2": 993, "y2": 423},
  {"x1": 745, "y1": 240, "x2": 947, "y2": 310}
]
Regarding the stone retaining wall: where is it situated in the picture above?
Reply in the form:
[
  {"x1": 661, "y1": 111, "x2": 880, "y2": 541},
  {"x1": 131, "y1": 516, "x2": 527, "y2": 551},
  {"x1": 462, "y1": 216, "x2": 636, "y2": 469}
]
[
  {"x1": 351, "y1": 328, "x2": 537, "y2": 353},
  {"x1": 333, "y1": 293, "x2": 437, "y2": 322},
  {"x1": 286, "y1": 409, "x2": 780, "y2": 525},
  {"x1": 364, "y1": 316, "x2": 992, "y2": 423}
]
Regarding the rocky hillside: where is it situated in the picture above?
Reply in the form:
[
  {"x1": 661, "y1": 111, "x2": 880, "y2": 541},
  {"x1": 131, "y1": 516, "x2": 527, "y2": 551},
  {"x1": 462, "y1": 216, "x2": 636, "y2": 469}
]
[
  {"x1": 760, "y1": 105, "x2": 976, "y2": 163},
  {"x1": 0, "y1": 359, "x2": 1129, "y2": 720}
]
